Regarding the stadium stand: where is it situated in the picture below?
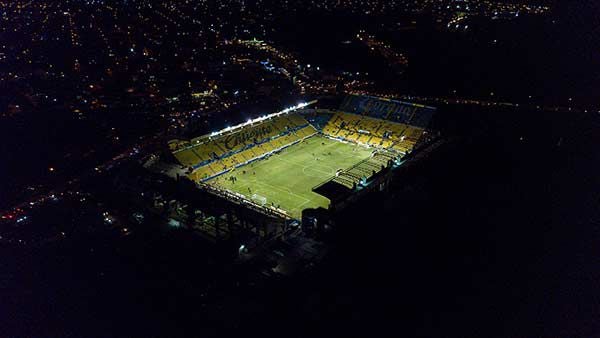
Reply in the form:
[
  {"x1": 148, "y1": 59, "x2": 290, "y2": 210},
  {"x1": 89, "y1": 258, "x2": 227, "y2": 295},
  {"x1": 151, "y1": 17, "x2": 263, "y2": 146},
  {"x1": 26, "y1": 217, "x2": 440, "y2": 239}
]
[
  {"x1": 339, "y1": 94, "x2": 436, "y2": 129},
  {"x1": 331, "y1": 152, "x2": 393, "y2": 189},
  {"x1": 321, "y1": 110, "x2": 425, "y2": 154},
  {"x1": 172, "y1": 113, "x2": 318, "y2": 181},
  {"x1": 304, "y1": 111, "x2": 335, "y2": 131}
]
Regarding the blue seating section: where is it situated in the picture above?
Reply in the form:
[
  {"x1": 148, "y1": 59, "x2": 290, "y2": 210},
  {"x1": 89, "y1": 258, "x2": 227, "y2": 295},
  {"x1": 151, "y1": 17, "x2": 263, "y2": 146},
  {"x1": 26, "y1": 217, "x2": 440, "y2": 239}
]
[{"x1": 339, "y1": 94, "x2": 436, "y2": 129}]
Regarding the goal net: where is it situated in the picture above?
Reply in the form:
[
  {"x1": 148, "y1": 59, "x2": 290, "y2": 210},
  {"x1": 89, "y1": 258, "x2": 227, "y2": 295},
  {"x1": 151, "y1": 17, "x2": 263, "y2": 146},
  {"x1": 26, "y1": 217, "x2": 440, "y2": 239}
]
[{"x1": 251, "y1": 194, "x2": 267, "y2": 206}]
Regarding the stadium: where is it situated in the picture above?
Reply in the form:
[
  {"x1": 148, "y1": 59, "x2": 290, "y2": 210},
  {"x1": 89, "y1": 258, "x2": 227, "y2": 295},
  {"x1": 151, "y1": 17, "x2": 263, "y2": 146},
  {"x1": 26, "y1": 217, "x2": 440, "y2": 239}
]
[{"x1": 166, "y1": 94, "x2": 436, "y2": 240}]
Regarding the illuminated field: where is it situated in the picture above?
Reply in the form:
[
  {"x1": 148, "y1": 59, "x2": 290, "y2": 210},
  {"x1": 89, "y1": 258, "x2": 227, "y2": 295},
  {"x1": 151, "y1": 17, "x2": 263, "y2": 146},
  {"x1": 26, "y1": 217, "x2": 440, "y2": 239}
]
[{"x1": 207, "y1": 135, "x2": 372, "y2": 219}]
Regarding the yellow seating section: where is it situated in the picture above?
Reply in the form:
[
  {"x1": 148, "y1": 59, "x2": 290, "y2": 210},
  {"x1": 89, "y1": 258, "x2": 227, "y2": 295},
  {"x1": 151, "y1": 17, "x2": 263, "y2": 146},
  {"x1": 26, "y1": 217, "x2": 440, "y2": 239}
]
[
  {"x1": 173, "y1": 149, "x2": 202, "y2": 167},
  {"x1": 175, "y1": 114, "x2": 317, "y2": 181},
  {"x1": 322, "y1": 111, "x2": 424, "y2": 152},
  {"x1": 173, "y1": 113, "x2": 309, "y2": 165}
]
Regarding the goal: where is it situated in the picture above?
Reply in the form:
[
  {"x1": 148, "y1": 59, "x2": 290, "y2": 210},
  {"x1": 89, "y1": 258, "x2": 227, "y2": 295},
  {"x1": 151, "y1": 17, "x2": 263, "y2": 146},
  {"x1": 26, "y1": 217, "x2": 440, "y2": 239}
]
[{"x1": 251, "y1": 194, "x2": 267, "y2": 206}]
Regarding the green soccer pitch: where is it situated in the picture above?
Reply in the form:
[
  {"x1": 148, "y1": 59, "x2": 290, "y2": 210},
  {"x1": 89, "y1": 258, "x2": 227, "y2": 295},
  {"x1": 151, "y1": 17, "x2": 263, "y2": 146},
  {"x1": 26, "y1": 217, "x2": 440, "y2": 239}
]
[{"x1": 207, "y1": 135, "x2": 373, "y2": 219}]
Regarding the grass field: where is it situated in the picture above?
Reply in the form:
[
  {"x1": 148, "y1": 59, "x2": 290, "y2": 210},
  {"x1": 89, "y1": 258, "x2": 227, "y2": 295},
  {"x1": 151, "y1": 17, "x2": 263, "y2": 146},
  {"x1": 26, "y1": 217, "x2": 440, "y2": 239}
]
[{"x1": 208, "y1": 135, "x2": 373, "y2": 219}]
